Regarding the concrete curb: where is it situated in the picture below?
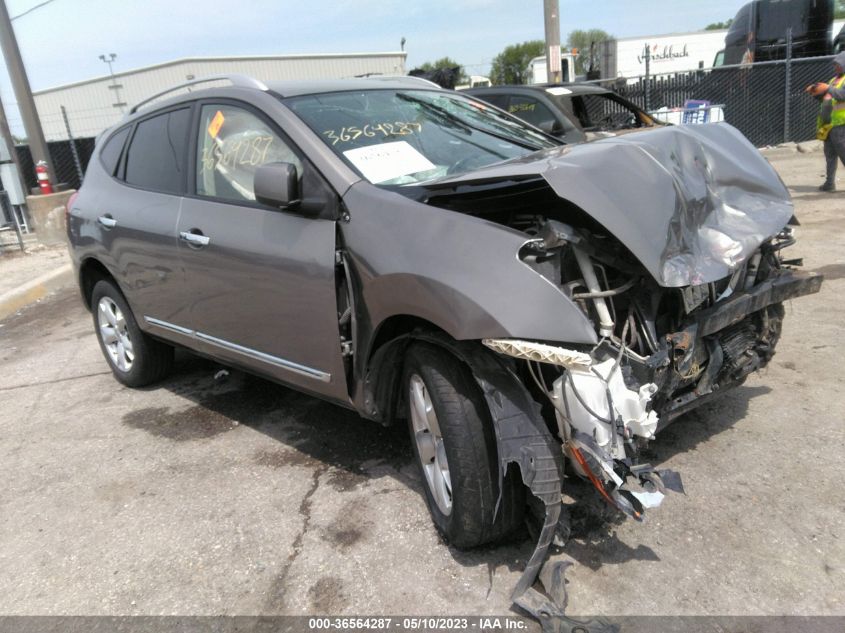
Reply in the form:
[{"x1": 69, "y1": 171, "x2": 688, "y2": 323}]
[{"x1": 0, "y1": 264, "x2": 74, "y2": 321}]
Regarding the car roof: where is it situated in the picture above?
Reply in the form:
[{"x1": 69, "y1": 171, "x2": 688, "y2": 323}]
[
  {"x1": 122, "y1": 75, "x2": 445, "y2": 122},
  {"x1": 467, "y1": 83, "x2": 612, "y2": 96},
  {"x1": 266, "y1": 77, "x2": 444, "y2": 97}
]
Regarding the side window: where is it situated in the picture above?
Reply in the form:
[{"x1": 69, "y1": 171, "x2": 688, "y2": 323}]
[
  {"x1": 506, "y1": 95, "x2": 557, "y2": 129},
  {"x1": 99, "y1": 127, "x2": 130, "y2": 177},
  {"x1": 196, "y1": 104, "x2": 302, "y2": 203},
  {"x1": 580, "y1": 95, "x2": 637, "y2": 130},
  {"x1": 477, "y1": 93, "x2": 509, "y2": 110},
  {"x1": 124, "y1": 109, "x2": 190, "y2": 194}
]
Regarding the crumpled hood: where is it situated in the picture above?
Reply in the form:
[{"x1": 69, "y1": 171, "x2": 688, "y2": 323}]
[{"x1": 439, "y1": 123, "x2": 793, "y2": 287}]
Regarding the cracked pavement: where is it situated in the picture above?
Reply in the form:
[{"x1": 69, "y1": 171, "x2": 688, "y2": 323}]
[{"x1": 0, "y1": 150, "x2": 842, "y2": 618}]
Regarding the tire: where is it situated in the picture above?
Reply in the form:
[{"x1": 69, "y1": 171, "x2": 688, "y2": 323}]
[
  {"x1": 403, "y1": 342, "x2": 525, "y2": 548},
  {"x1": 91, "y1": 279, "x2": 173, "y2": 387}
]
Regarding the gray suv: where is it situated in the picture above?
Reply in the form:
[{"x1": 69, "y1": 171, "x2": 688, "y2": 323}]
[{"x1": 68, "y1": 74, "x2": 821, "y2": 599}]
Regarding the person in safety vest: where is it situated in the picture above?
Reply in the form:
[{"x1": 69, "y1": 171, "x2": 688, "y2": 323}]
[{"x1": 806, "y1": 52, "x2": 845, "y2": 192}]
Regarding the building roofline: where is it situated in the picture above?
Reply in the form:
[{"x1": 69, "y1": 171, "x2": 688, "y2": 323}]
[{"x1": 33, "y1": 51, "x2": 408, "y2": 95}]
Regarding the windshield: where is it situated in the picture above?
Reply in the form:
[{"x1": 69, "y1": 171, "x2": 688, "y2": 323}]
[{"x1": 285, "y1": 89, "x2": 559, "y2": 185}]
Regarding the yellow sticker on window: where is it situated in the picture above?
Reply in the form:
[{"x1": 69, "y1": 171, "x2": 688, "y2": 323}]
[{"x1": 207, "y1": 110, "x2": 225, "y2": 138}]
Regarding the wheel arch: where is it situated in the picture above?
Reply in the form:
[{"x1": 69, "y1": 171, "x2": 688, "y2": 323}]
[
  {"x1": 78, "y1": 257, "x2": 118, "y2": 310},
  {"x1": 357, "y1": 313, "x2": 451, "y2": 425}
]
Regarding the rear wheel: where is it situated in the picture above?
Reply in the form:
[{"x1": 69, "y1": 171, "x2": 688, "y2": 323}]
[
  {"x1": 91, "y1": 279, "x2": 173, "y2": 387},
  {"x1": 404, "y1": 342, "x2": 525, "y2": 548}
]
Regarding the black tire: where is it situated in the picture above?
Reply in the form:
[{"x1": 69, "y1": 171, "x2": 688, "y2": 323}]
[
  {"x1": 91, "y1": 279, "x2": 173, "y2": 387},
  {"x1": 403, "y1": 342, "x2": 525, "y2": 548}
]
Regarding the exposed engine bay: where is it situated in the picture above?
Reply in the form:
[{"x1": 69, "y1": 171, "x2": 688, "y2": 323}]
[
  {"x1": 481, "y1": 213, "x2": 822, "y2": 520},
  {"x1": 378, "y1": 122, "x2": 824, "y2": 623},
  {"x1": 410, "y1": 129, "x2": 824, "y2": 525}
]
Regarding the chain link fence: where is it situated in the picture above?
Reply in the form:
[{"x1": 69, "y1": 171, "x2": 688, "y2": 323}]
[
  {"x1": 2, "y1": 102, "x2": 103, "y2": 195},
  {"x1": 595, "y1": 54, "x2": 837, "y2": 148},
  {"x1": 14, "y1": 136, "x2": 96, "y2": 193},
  {"x1": 3, "y1": 53, "x2": 841, "y2": 197}
]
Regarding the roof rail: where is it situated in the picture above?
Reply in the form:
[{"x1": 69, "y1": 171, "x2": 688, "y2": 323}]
[{"x1": 129, "y1": 74, "x2": 268, "y2": 114}]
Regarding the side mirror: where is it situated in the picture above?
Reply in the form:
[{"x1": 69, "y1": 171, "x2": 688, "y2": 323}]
[{"x1": 254, "y1": 162, "x2": 300, "y2": 209}]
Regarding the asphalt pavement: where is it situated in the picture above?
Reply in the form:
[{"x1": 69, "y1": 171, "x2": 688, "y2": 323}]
[{"x1": 0, "y1": 149, "x2": 842, "y2": 620}]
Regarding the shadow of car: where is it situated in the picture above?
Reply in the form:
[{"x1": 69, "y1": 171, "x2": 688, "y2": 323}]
[{"x1": 466, "y1": 83, "x2": 663, "y2": 142}]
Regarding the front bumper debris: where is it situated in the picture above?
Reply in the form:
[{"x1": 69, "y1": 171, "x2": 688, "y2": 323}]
[{"x1": 694, "y1": 269, "x2": 822, "y2": 336}]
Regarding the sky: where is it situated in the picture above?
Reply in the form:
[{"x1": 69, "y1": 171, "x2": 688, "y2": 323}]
[{"x1": 0, "y1": 0, "x2": 748, "y2": 135}]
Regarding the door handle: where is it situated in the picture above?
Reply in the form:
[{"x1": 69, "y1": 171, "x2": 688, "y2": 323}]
[
  {"x1": 179, "y1": 230, "x2": 210, "y2": 247},
  {"x1": 97, "y1": 215, "x2": 117, "y2": 228}
]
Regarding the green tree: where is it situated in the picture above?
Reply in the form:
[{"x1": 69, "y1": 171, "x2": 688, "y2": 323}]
[
  {"x1": 836, "y1": 0, "x2": 845, "y2": 19},
  {"x1": 490, "y1": 40, "x2": 545, "y2": 85},
  {"x1": 417, "y1": 56, "x2": 467, "y2": 84},
  {"x1": 705, "y1": 19, "x2": 733, "y2": 30},
  {"x1": 566, "y1": 29, "x2": 612, "y2": 75}
]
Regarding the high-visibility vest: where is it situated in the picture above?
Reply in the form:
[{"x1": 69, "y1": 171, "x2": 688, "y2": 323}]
[
  {"x1": 831, "y1": 75, "x2": 845, "y2": 127},
  {"x1": 817, "y1": 75, "x2": 845, "y2": 140}
]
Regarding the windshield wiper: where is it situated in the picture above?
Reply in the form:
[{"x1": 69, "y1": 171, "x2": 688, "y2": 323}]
[{"x1": 396, "y1": 93, "x2": 543, "y2": 151}]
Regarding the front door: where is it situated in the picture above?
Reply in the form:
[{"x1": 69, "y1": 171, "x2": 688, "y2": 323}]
[{"x1": 176, "y1": 101, "x2": 348, "y2": 402}]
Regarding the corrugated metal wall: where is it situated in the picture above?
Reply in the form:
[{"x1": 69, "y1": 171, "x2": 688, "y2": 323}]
[{"x1": 33, "y1": 53, "x2": 407, "y2": 140}]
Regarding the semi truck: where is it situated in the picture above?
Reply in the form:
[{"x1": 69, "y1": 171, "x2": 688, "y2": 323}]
[
  {"x1": 528, "y1": 51, "x2": 579, "y2": 84},
  {"x1": 721, "y1": 0, "x2": 834, "y2": 65}
]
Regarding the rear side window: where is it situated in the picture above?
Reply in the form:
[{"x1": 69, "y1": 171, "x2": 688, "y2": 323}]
[
  {"x1": 506, "y1": 95, "x2": 557, "y2": 129},
  {"x1": 124, "y1": 108, "x2": 190, "y2": 194},
  {"x1": 476, "y1": 93, "x2": 509, "y2": 110},
  {"x1": 99, "y1": 127, "x2": 130, "y2": 176}
]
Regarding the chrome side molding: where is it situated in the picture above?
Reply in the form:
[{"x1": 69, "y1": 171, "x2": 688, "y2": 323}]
[{"x1": 143, "y1": 316, "x2": 330, "y2": 382}]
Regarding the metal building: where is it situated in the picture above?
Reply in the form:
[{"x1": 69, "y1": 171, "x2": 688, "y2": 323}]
[{"x1": 33, "y1": 52, "x2": 407, "y2": 141}]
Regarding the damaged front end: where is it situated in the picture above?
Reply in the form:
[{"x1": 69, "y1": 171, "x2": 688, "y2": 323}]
[
  {"x1": 413, "y1": 124, "x2": 823, "y2": 529},
  {"x1": 476, "y1": 215, "x2": 821, "y2": 625},
  {"x1": 486, "y1": 217, "x2": 821, "y2": 523},
  {"x1": 353, "y1": 121, "x2": 823, "y2": 623}
]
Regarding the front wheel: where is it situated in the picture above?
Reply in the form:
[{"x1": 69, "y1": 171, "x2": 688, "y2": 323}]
[
  {"x1": 403, "y1": 342, "x2": 525, "y2": 549},
  {"x1": 91, "y1": 279, "x2": 173, "y2": 387}
]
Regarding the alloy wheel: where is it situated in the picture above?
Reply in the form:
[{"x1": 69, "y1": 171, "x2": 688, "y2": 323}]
[
  {"x1": 97, "y1": 296, "x2": 134, "y2": 372},
  {"x1": 409, "y1": 374, "x2": 452, "y2": 515}
]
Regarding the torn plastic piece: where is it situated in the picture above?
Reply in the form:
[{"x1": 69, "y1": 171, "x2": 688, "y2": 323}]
[
  {"x1": 514, "y1": 560, "x2": 620, "y2": 633},
  {"x1": 569, "y1": 442, "x2": 637, "y2": 519},
  {"x1": 631, "y1": 490, "x2": 665, "y2": 509},
  {"x1": 657, "y1": 469, "x2": 685, "y2": 494},
  {"x1": 414, "y1": 333, "x2": 564, "y2": 606},
  {"x1": 482, "y1": 339, "x2": 592, "y2": 370}
]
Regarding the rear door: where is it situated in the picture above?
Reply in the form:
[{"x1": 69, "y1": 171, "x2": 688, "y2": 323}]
[
  {"x1": 176, "y1": 101, "x2": 348, "y2": 402},
  {"x1": 98, "y1": 107, "x2": 191, "y2": 330}
]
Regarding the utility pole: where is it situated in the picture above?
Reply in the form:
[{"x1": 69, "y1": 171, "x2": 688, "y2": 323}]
[
  {"x1": 0, "y1": 0, "x2": 53, "y2": 178},
  {"x1": 99, "y1": 53, "x2": 127, "y2": 112},
  {"x1": 543, "y1": 0, "x2": 562, "y2": 84}
]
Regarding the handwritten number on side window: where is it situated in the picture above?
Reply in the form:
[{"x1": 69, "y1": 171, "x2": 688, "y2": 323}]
[{"x1": 201, "y1": 136, "x2": 274, "y2": 173}]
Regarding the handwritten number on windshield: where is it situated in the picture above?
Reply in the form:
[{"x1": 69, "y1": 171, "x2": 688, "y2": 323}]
[{"x1": 323, "y1": 122, "x2": 422, "y2": 146}]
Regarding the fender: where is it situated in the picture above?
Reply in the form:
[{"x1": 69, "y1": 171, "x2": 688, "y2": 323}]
[{"x1": 340, "y1": 181, "x2": 598, "y2": 396}]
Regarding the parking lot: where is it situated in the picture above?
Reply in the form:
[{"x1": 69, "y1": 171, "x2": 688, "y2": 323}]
[{"x1": 0, "y1": 148, "x2": 842, "y2": 620}]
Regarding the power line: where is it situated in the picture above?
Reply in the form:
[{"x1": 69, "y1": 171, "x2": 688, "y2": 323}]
[{"x1": 11, "y1": 0, "x2": 58, "y2": 21}]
